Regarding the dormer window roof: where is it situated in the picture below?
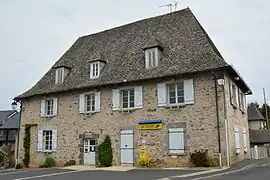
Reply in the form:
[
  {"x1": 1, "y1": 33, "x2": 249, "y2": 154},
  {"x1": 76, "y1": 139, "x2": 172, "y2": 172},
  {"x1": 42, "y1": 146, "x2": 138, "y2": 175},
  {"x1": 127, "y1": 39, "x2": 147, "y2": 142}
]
[{"x1": 143, "y1": 39, "x2": 163, "y2": 69}]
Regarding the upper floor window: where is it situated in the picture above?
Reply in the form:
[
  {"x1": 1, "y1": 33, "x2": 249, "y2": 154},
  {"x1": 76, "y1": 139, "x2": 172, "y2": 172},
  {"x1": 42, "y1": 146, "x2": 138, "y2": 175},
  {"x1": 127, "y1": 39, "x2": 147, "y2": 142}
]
[
  {"x1": 79, "y1": 92, "x2": 101, "y2": 113},
  {"x1": 157, "y1": 79, "x2": 194, "y2": 107},
  {"x1": 145, "y1": 48, "x2": 159, "y2": 69},
  {"x1": 90, "y1": 62, "x2": 100, "y2": 79},
  {"x1": 121, "y1": 89, "x2": 135, "y2": 109},
  {"x1": 55, "y1": 67, "x2": 64, "y2": 84},
  {"x1": 230, "y1": 81, "x2": 239, "y2": 108},
  {"x1": 40, "y1": 98, "x2": 58, "y2": 117}
]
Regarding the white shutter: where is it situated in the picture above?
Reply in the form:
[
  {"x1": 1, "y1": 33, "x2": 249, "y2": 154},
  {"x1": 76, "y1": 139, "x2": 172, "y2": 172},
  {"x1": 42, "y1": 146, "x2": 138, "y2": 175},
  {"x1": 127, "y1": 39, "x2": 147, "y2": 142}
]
[
  {"x1": 37, "y1": 130, "x2": 43, "y2": 152},
  {"x1": 134, "y1": 86, "x2": 143, "y2": 108},
  {"x1": 243, "y1": 128, "x2": 248, "y2": 152},
  {"x1": 145, "y1": 51, "x2": 150, "y2": 68},
  {"x1": 234, "y1": 127, "x2": 240, "y2": 153},
  {"x1": 40, "y1": 100, "x2": 45, "y2": 117},
  {"x1": 229, "y1": 81, "x2": 234, "y2": 105},
  {"x1": 90, "y1": 63, "x2": 94, "y2": 79},
  {"x1": 95, "y1": 92, "x2": 101, "y2": 112},
  {"x1": 157, "y1": 83, "x2": 166, "y2": 106},
  {"x1": 79, "y1": 94, "x2": 85, "y2": 113},
  {"x1": 52, "y1": 129, "x2": 57, "y2": 152},
  {"x1": 168, "y1": 128, "x2": 185, "y2": 154},
  {"x1": 55, "y1": 69, "x2": 59, "y2": 84},
  {"x1": 53, "y1": 98, "x2": 58, "y2": 116},
  {"x1": 184, "y1": 79, "x2": 195, "y2": 105},
  {"x1": 112, "y1": 89, "x2": 120, "y2": 110},
  {"x1": 243, "y1": 94, "x2": 247, "y2": 112},
  {"x1": 235, "y1": 88, "x2": 239, "y2": 107}
]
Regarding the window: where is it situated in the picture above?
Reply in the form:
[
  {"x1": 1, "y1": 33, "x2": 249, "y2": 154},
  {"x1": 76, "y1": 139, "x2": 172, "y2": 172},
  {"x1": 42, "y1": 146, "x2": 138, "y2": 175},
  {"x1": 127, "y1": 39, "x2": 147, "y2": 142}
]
[
  {"x1": 234, "y1": 127, "x2": 240, "y2": 154},
  {"x1": 145, "y1": 48, "x2": 158, "y2": 68},
  {"x1": 43, "y1": 130, "x2": 52, "y2": 151},
  {"x1": 90, "y1": 62, "x2": 100, "y2": 79},
  {"x1": 230, "y1": 81, "x2": 238, "y2": 107},
  {"x1": 85, "y1": 94, "x2": 95, "y2": 112},
  {"x1": 242, "y1": 128, "x2": 248, "y2": 152},
  {"x1": 55, "y1": 68, "x2": 64, "y2": 84},
  {"x1": 0, "y1": 130, "x2": 3, "y2": 136},
  {"x1": 45, "y1": 99, "x2": 54, "y2": 116},
  {"x1": 121, "y1": 89, "x2": 135, "y2": 109},
  {"x1": 167, "y1": 83, "x2": 184, "y2": 105},
  {"x1": 239, "y1": 91, "x2": 245, "y2": 112},
  {"x1": 168, "y1": 128, "x2": 185, "y2": 154}
]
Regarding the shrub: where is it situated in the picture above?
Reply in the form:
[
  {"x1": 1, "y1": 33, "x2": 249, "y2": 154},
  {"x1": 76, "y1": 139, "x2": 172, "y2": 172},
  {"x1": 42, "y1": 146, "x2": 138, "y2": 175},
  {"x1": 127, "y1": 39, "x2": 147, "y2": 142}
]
[
  {"x1": 137, "y1": 149, "x2": 153, "y2": 168},
  {"x1": 189, "y1": 149, "x2": 216, "y2": 167},
  {"x1": 40, "y1": 157, "x2": 56, "y2": 168},
  {"x1": 64, "y1": 160, "x2": 76, "y2": 167},
  {"x1": 98, "y1": 135, "x2": 113, "y2": 167},
  {"x1": 23, "y1": 125, "x2": 31, "y2": 168},
  {"x1": 15, "y1": 163, "x2": 23, "y2": 169}
]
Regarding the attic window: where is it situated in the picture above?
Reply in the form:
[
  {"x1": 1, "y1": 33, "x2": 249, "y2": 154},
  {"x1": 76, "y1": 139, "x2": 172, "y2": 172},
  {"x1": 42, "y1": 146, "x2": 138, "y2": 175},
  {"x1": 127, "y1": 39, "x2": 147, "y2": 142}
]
[
  {"x1": 55, "y1": 67, "x2": 64, "y2": 84},
  {"x1": 90, "y1": 61, "x2": 100, "y2": 79},
  {"x1": 145, "y1": 48, "x2": 159, "y2": 69}
]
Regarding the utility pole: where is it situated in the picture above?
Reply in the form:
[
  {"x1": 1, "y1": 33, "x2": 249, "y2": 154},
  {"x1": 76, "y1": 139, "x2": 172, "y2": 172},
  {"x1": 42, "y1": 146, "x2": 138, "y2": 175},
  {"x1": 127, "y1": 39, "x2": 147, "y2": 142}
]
[{"x1": 263, "y1": 88, "x2": 270, "y2": 135}]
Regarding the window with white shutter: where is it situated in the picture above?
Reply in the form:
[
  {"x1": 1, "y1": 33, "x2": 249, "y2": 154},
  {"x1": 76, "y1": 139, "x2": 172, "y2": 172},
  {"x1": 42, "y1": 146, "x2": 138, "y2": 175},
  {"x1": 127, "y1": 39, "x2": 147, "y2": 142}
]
[
  {"x1": 243, "y1": 128, "x2": 248, "y2": 152},
  {"x1": 40, "y1": 98, "x2": 58, "y2": 117},
  {"x1": 168, "y1": 128, "x2": 185, "y2": 154},
  {"x1": 79, "y1": 92, "x2": 101, "y2": 113},
  {"x1": 37, "y1": 130, "x2": 43, "y2": 152},
  {"x1": 234, "y1": 127, "x2": 240, "y2": 153},
  {"x1": 230, "y1": 81, "x2": 238, "y2": 108},
  {"x1": 112, "y1": 89, "x2": 120, "y2": 111},
  {"x1": 157, "y1": 78, "x2": 194, "y2": 107}
]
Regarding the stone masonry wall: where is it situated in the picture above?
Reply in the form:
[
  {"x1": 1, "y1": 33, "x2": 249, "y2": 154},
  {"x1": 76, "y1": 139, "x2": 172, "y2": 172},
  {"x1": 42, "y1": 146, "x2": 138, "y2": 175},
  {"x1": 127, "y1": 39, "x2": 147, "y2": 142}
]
[{"x1": 17, "y1": 72, "x2": 247, "y2": 167}]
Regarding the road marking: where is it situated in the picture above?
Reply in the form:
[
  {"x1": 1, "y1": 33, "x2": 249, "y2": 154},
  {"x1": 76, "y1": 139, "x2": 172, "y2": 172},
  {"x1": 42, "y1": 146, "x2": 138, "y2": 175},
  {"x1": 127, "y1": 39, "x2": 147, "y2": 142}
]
[
  {"x1": 12, "y1": 170, "x2": 84, "y2": 180},
  {"x1": 0, "y1": 168, "x2": 54, "y2": 176}
]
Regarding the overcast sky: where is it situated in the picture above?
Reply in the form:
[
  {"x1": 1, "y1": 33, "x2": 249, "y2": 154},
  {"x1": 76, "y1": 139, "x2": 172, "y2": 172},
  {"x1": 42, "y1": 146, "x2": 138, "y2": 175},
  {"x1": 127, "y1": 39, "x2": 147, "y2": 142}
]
[{"x1": 0, "y1": 0, "x2": 269, "y2": 109}]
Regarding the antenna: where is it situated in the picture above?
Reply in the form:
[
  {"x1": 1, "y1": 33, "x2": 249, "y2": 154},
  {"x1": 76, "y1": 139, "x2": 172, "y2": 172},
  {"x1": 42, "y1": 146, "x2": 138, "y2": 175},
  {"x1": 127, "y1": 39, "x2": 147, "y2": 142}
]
[{"x1": 160, "y1": 1, "x2": 180, "y2": 13}]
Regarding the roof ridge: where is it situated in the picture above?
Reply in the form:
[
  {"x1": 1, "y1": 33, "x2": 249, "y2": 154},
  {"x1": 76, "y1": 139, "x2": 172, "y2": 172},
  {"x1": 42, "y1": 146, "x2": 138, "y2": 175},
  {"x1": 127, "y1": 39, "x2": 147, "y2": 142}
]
[{"x1": 79, "y1": 7, "x2": 190, "y2": 39}]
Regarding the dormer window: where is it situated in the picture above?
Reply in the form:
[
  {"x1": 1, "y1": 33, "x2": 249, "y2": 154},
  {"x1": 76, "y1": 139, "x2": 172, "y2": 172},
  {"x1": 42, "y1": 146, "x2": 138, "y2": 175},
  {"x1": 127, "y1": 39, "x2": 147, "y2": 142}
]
[
  {"x1": 55, "y1": 67, "x2": 69, "y2": 84},
  {"x1": 145, "y1": 48, "x2": 159, "y2": 69},
  {"x1": 90, "y1": 62, "x2": 100, "y2": 79}
]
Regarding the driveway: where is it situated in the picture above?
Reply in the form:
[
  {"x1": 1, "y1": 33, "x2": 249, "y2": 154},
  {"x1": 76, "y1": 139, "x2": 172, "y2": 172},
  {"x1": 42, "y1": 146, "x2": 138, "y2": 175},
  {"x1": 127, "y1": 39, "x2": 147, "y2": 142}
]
[{"x1": 0, "y1": 168, "x2": 204, "y2": 180}]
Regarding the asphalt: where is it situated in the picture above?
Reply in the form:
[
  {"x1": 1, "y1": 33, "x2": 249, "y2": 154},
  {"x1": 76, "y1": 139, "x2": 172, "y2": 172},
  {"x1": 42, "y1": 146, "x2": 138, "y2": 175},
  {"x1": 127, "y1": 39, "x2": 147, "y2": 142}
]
[{"x1": 0, "y1": 168, "x2": 203, "y2": 180}]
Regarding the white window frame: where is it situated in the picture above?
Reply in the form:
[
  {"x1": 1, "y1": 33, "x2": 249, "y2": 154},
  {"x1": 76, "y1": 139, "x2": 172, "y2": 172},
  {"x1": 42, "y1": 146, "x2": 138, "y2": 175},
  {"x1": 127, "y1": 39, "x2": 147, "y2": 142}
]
[
  {"x1": 0, "y1": 130, "x2": 3, "y2": 136},
  {"x1": 85, "y1": 93, "x2": 95, "y2": 113},
  {"x1": 145, "y1": 48, "x2": 158, "y2": 69},
  {"x1": 55, "y1": 67, "x2": 64, "y2": 84},
  {"x1": 167, "y1": 82, "x2": 185, "y2": 106},
  {"x1": 168, "y1": 128, "x2": 185, "y2": 155},
  {"x1": 43, "y1": 130, "x2": 53, "y2": 152},
  {"x1": 45, "y1": 99, "x2": 54, "y2": 117},
  {"x1": 120, "y1": 88, "x2": 135, "y2": 110},
  {"x1": 90, "y1": 62, "x2": 100, "y2": 79},
  {"x1": 234, "y1": 127, "x2": 241, "y2": 154}
]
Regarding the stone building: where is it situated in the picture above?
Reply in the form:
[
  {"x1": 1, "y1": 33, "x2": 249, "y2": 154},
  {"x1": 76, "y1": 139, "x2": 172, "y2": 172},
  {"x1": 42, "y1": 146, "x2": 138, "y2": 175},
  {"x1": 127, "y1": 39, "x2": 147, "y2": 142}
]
[{"x1": 14, "y1": 8, "x2": 252, "y2": 167}]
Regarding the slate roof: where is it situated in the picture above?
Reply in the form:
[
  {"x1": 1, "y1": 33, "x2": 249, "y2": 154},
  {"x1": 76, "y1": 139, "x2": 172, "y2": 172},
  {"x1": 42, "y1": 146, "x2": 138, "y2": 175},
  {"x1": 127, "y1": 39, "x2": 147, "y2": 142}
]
[
  {"x1": 249, "y1": 130, "x2": 270, "y2": 144},
  {"x1": 248, "y1": 103, "x2": 265, "y2": 121},
  {"x1": 0, "y1": 110, "x2": 20, "y2": 129},
  {"x1": 15, "y1": 8, "x2": 251, "y2": 99}
]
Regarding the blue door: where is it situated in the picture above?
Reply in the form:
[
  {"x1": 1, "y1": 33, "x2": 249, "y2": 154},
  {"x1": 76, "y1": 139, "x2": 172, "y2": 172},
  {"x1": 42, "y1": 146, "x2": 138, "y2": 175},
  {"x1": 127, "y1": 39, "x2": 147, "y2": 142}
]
[{"x1": 84, "y1": 139, "x2": 96, "y2": 165}]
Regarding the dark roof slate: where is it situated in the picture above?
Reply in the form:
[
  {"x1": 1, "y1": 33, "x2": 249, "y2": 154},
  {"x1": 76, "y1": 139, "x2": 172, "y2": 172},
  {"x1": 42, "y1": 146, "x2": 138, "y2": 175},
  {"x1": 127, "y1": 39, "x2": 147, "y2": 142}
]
[
  {"x1": 16, "y1": 8, "x2": 234, "y2": 99},
  {"x1": 248, "y1": 103, "x2": 265, "y2": 121},
  {"x1": 0, "y1": 110, "x2": 20, "y2": 129}
]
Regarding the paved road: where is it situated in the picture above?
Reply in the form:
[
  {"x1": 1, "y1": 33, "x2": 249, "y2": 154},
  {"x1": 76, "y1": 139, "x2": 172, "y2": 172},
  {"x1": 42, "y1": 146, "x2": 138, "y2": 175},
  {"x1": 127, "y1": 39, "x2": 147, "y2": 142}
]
[{"x1": 0, "y1": 168, "x2": 202, "y2": 180}]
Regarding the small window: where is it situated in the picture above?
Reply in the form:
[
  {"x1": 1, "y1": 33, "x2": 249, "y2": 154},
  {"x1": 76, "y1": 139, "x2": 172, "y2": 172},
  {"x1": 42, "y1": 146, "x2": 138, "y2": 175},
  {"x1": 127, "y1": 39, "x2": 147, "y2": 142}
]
[
  {"x1": 145, "y1": 48, "x2": 158, "y2": 68},
  {"x1": 90, "y1": 62, "x2": 100, "y2": 79},
  {"x1": 168, "y1": 128, "x2": 185, "y2": 154},
  {"x1": 45, "y1": 99, "x2": 54, "y2": 116},
  {"x1": 167, "y1": 83, "x2": 184, "y2": 105},
  {"x1": 43, "y1": 130, "x2": 53, "y2": 151},
  {"x1": 55, "y1": 68, "x2": 64, "y2": 84},
  {"x1": 85, "y1": 94, "x2": 95, "y2": 112},
  {"x1": 120, "y1": 89, "x2": 135, "y2": 109}
]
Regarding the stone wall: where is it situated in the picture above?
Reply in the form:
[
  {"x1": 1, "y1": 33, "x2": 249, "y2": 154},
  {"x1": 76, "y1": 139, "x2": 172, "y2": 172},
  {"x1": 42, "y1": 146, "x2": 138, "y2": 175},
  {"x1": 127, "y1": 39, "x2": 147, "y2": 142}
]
[{"x1": 17, "y1": 72, "x2": 248, "y2": 167}]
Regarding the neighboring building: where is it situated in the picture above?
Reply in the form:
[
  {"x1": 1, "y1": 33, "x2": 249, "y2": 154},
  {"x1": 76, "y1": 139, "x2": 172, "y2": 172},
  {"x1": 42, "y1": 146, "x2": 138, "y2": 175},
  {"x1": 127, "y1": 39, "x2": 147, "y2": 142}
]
[
  {"x1": 14, "y1": 8, "x2": 252, "y2": 167},
  {"x1": 0, "y1": 110, "x2": 20, "y2": 147},
  {"x1": 248, "y1": 103, "x2": 270, "y2": 158}
]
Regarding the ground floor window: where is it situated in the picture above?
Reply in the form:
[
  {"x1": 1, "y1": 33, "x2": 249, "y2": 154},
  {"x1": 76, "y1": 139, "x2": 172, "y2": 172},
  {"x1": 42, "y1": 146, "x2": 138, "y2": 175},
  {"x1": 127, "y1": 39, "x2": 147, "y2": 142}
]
[{"x1": 168, "y1": 128, "x2": 185, "y2": 154}]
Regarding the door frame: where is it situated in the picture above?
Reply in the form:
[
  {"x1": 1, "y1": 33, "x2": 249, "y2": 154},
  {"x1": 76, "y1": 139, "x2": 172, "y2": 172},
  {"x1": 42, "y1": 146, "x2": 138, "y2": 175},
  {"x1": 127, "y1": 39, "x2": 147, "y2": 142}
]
[{"x1": 83, "y1": 138, "x2": 97, "y2": 165}]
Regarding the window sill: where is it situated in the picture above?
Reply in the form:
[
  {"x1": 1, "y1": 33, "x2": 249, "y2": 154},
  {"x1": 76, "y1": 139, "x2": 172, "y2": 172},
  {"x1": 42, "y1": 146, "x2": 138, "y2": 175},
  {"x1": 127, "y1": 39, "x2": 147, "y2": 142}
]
[
  {"x1": 166, "y1": 103, "x2": 186, "y2": 109},
  {"x1": 168, "y1": 152, "x2": 186, "y2": 156},
  {"x1": 44, "y1": 115, "x2": 56, "y2": 118}
]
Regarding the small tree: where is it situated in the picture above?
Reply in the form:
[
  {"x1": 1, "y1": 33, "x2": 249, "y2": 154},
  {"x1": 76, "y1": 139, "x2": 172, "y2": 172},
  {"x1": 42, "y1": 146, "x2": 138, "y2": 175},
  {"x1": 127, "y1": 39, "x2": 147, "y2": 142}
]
[{"x1": 98, "y1": 135, "x2": 113, "y2": 167}]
